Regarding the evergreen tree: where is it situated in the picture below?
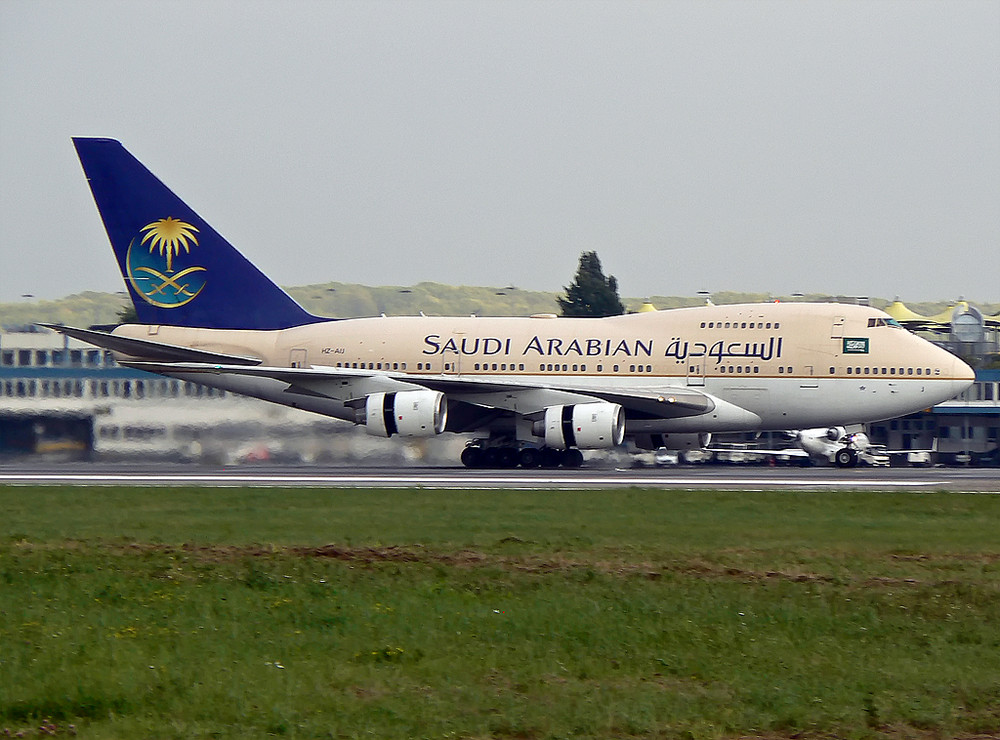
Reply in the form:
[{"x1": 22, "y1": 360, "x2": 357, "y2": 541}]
[
  {"x1": 557, "y1": 251, "x2": 625, "y2": 317},
  {"x1": 116, "y1": 302, "x2": 139, "y2": 324}
]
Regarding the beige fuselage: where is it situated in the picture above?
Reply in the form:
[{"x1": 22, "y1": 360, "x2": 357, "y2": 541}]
[{"x1": 113, "y1": 302, "x2": 973, "y2": 434}]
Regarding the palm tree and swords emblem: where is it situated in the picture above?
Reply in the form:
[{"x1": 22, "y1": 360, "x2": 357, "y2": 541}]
[{"x1": 125, "y1": 217, "x2": 207, "y2": 308}]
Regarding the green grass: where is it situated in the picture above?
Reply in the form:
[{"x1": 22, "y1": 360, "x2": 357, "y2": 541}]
[{"x1": 1, "y1": 487, "x2": 998, "y2": 739}]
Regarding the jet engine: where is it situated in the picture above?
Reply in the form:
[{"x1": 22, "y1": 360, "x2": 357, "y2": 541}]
[
  {"x1": 537, "y1": 402, "x2": 625, "y2": 450},
  {"x1": 825, "y1": 426, "x2": 847, "y2": 441},
  {"x1": 362, "y1": 390, "x2": 447, "y2": 438}
]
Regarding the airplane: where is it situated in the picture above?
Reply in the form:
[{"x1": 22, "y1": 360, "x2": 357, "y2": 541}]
[{"x1": 46, "y1": 138, "x2": 976, "y2": 468}]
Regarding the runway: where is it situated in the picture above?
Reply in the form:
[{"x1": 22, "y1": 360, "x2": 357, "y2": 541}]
[{"x1": 0, "y1": 462, "x2": 997, "y2": 492}]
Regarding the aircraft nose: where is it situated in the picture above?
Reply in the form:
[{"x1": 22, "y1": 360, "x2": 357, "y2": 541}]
[
  {"x1": 944, "y1": 354, "x2": 976, "y2": 401},
  {"x1": 954, "y1": 356, "x2": 975, "y2": 386}
]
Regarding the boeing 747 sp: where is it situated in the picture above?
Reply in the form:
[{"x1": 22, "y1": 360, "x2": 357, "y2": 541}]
[{"x1": 47, "y1": 138, "x2": 975, "y2": 468}]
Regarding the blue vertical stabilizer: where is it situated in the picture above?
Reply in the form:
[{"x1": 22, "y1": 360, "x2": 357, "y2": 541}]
[{"x1": 73, "y1": 137, "x2": 325, "y2": 330}]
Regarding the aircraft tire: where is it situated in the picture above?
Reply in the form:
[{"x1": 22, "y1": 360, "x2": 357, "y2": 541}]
[
  {"x1": 562, "y1": 449, "x2": 584, "y2": 468},
  {"x1": 461, "y1": 447, "x2": 483, "y2": 468},
  {"x1": 481, "y1": 447, "x2": 500, "y2": 468},
  {"x1": 540, "y1": 447, "x2": 562, "y2": 468},
  {"x1": 834, "y1": 448, "x2": 858, "y2": 468},
  {"x1": 518, "y1": 448, "x2": 541, "y2": 469},
  {"x1": 497, "y1": 447, "x2": 519, "y2": 468}
]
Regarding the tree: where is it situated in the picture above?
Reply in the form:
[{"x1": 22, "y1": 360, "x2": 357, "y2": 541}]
[
  {"x1": 557, "y1": 251, "x2": 625, "y2": 317},
  {"x1": 116, "y1": 302, "x2": 138, "y2": 324}
]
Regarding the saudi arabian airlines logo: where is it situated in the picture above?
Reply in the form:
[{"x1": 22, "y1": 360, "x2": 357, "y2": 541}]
[{"x1": 125, "y1": 217, "x2": 207, "y2": 308}]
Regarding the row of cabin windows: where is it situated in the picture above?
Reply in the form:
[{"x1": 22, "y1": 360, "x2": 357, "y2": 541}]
[
  {"x1": 476, "y1": 363, "x2": 526, "y2": 371},
  {"x1": 699, "y1": 321, "x2": 779, "y2": 330},
  {"x1": 1, "y1": 349, "x2": 113, "y2": 368},
  {"x1": 535, "y1": 363, "x2": 654, "y2": 373},
  {"x1": 0, "y1": 378, "x2": 225, "y2": 400},
  {"x1": 829, "y1": 366, "x2": 936, "y2": 376},
  {"x1": 334, "y1": 362, "x2": 407, "y2": 370},
  {"x1": 686, "y1": 366, "x2": 794, "y2": 374},
  {"x1": 327, "y1": 360, "x2": 955, "y2": 381}
]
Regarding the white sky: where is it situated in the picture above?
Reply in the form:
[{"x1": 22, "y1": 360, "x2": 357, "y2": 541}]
[{"x1": 1, "y1": 0, "x2": 997, "y2": 304}]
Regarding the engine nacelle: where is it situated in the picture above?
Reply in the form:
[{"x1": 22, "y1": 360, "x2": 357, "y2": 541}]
[
  {"x1": 826, "y1": 426, "x2": 847, "y2": 442},
  {"x1": 363, "y1": 390, "x2": 447, "y2": 438},
  {"x1": 539, "y1": 402, "x2": 625, "y2": 450}
]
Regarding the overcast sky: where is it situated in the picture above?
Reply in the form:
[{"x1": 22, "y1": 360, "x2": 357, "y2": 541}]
[{"x1": 2, "y1": 1, "x2": 997, "y2": 305}]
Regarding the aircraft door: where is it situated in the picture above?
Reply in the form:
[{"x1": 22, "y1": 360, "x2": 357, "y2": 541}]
[
  {"x1": 831, "y1": 316, "x2": 845, "y2": 339},
  {"x1": 686, "y1": 359, "x2": 705, "y2": 386},
  {"x1": 289, "y1": 348, "x2": 308, "y2": 368},
  {"x1": 442, "y1": 333, "x2": 461, "y2": 375}
]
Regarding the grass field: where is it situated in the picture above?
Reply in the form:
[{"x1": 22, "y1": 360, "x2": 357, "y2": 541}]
[{"x1": 1, "y1": 486, "x2": 998, "y2": 739}]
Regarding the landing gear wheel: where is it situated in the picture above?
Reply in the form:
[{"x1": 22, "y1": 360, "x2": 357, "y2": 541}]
[
  {"x1": 461, "y1": 447, "x2": 482, "y2": 468},
  {"x1": 497, "y1": 447, "x2": 519, "y2": 469},
  {"x1": 518, "y1": 448, "x2": 541, "y2": 469},
  {"x1": 481, "y1": 447, "x2": 500, "y2": 468},
  {"x1": 540, "y1": 447, "x2": 562, "y2": 468},
  {"x1": 834, "y1": 448, "x2": 859, "y2": 468},
  {"x1": 562, "y1": 449, "x2": 584, "y2": 468}
]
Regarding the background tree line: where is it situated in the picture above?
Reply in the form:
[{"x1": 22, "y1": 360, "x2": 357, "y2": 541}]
[{"x1": 1, "y1": 256, "x2": 994, "y2": 329}]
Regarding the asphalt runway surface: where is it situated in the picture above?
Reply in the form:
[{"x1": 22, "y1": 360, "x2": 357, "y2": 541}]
[{"x1": 0, "y1": 462, "x2": 997, "y2": 492}]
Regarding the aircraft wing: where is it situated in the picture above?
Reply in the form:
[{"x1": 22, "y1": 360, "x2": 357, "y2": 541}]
[
  {"x1": 46, "y1": 323, "x2": 759, "y2": 425},
  {"x1": 121, "y1": 360, "x2": 728, "y2": 421}
]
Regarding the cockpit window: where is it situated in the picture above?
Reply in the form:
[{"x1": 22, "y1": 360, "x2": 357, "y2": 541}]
[{"x1": 867, "y1": 317, "x2": 903, "y2": 328}]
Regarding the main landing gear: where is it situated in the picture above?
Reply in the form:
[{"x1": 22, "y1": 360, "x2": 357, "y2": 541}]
[
  {"x1": 834, "y1": 447, "x2": 859, "y2": 468},
  {"x1": 461, "y1": 440, "x2": 584, "y2": 469}
]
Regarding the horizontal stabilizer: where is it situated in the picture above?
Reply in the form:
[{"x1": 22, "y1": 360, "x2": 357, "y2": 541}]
[{"x1": 39, "y1": 324, "x2": 262, "y2": 366}]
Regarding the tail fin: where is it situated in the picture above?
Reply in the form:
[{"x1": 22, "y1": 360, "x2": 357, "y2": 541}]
[{"x1": 73, "y1": 138, "x2": 324, "y2": 330}]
